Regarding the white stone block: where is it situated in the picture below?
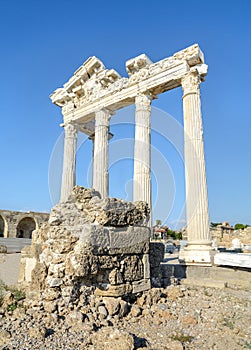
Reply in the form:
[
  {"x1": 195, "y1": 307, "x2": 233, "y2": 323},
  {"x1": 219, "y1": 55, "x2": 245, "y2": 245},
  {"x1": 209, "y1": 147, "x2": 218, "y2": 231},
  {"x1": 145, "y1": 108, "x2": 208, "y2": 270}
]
[
  {"x1": 143, "y1": 254, "x2": 150, "y2": 279},
  {"x1": 214, "y1": 253, "x2": 251, "y2": 269}
]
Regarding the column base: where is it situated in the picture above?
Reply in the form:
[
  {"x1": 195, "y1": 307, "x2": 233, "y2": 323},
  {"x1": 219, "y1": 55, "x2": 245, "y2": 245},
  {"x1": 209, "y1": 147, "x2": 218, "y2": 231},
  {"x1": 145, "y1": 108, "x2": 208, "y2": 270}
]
[{"x1": 179, "y1": 242, "x2": 216, "y2": 266}]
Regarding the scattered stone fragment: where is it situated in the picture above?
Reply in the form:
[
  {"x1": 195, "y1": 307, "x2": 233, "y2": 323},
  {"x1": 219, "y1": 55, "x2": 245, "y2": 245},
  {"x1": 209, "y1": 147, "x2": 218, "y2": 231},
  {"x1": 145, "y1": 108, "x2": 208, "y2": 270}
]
[
  {"x1": 0, "y1": 285, "x2": 250, "y2": 349},
  {"x1": 91, "y1": 327, "x2": 134, "y2": 350}
]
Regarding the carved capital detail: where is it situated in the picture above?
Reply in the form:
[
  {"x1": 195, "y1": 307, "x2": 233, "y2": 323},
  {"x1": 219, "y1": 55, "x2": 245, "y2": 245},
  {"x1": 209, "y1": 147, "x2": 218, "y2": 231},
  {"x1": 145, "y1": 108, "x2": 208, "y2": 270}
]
[
  {"x1": 174, "y1": 44, "x2": 204, "y2": 67},
  {"x1": 64, "y1": 123, "x2": 78, "y2": 138},
  {"x1": 135, "y1": 93, "x2": 152, "y2": 110},
  {"x1": 181, "y1": 70, "x2": 201, "y2": 96},
  {"x1": 95, "y1": 108, "x2": 111, "y2": 127},
  {"x1": 135, "y1": 94, "x2": 152, "y2": 122},
  {"x1": 181, "y1": 64, "x2": 208, "y2": 97}
]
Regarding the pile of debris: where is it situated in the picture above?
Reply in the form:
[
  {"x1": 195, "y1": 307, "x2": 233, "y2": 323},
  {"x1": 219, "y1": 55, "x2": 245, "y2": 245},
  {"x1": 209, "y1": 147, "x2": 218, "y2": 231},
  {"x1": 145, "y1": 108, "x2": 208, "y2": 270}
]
[{"x1": 19, "y1": 187, "x2": 158, "y2": 311}]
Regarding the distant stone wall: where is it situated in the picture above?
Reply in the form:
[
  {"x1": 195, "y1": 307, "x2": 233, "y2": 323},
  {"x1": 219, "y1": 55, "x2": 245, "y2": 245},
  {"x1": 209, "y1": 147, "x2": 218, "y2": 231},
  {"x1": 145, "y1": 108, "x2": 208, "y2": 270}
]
[
  {"x1": 0, "y1": 210, "x2": 49, "y2": 238},
  {"x1": 211, "y1": 226, "x2": 251, "y2": 248}
]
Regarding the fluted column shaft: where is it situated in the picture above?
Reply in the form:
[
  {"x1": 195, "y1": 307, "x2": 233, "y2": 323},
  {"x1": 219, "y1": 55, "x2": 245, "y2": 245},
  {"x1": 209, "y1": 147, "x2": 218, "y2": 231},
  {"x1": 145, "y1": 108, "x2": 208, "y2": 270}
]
[
  {"x1": 93, "y1": 108, "x2": 110, "y2": 198},
  {"x1": 60, "y1": 123, "x2": 78, "y2": 202},
  {"x1": 182, "y1": 70, "x2": 211, "y2": 247},
  {"x1": 88, "y1": 134, "x2": 95, "y2": 187},
  {"x1": 134, "y1": 94, "x2": 152, "y2": 225}
]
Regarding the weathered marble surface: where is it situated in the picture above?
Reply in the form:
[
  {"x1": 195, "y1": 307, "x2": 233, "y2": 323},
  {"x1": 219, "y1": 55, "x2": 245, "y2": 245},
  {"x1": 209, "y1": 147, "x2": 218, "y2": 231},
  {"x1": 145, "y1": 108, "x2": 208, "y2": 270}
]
[
  {"x1": 50, "y1": 44, "x2": 204, "y2": 123},
  {"x1": 214, "y1": 252, "x2": 251, "y2": 268}
]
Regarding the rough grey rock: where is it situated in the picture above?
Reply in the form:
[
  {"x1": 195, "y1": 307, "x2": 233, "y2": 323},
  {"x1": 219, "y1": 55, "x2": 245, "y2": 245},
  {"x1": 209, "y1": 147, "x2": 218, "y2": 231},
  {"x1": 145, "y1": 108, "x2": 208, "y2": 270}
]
[
  {"x1": 0, "y1": 245, "x2": 7, "y2": 254},
  {"x1": 91, "y1": 327, "x2": 135, "y2": 350},
  {"x1": 48, "y1": 186, "x2": 150, "y2": 229},
  {"x1": 0, "y1": 284, "x2": 250, "y2": 349},
  {"x1": 19, "y1": 185, "x2": 151, "y2": 307}
]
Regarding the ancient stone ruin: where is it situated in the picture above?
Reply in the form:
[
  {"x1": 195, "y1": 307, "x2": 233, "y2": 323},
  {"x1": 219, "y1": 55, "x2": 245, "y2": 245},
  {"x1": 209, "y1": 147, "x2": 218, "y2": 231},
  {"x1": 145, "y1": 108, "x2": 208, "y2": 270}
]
[
  {"x1": 50, "y1": 44, "x2": 214, "y2": 265},
  {"x1": 19, "y1": 186, "x2": 154, "y2": 306},
  {"x1": 19, "y1": 44, "x2": 215, "y2": 304},
  {"x1": 0, "y1": 210, "x2": 49, "y2": 238}
]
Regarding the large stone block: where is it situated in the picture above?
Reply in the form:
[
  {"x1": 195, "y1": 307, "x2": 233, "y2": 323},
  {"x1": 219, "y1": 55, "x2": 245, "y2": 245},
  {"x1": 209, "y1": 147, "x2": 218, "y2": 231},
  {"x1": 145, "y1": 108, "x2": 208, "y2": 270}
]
[
  {"x1": 214, "y1": 252, "x2": 251, "y2": 268},
  {"x1": 94, "y1": 283, "x2": 132, "y2": 297},
  {"x1": 143, "y1": 254, "x2": 150, "y2": 279},
  {"x1": 132, "y1": 279, "x2": 151, "y2": 293},
  {"x1": 122, "y1": 255, "x2": 144, "y2": 282},
  {"x1": 78, "y1": 224, "x2": 110, "y2": 254},
  {"x1": 109, "y1": 226, "x2": 150, "y2": 255},
  {"x1": 76, "y1": 224, "x2": 150, "y2": 255},
  {"x1": 179, "y1": 248, "x2": 215, "y2": 266},
  {"x1": 149, "y1": 242, "x2": 165, "y2": 287},
  {"x1": 149, "y1": 242, "x2": 165, "y2": 268}
]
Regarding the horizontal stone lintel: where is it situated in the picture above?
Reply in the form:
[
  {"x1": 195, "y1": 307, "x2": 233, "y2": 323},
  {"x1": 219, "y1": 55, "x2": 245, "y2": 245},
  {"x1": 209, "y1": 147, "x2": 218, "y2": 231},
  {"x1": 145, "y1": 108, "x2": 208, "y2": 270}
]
[
  {"x1": 94, "y1": 283, "x2": 132, "y2": 297},
  {"x1": 63, "y1": 61, "x2": 188, "y2": 124},
  {"x1": 132, "y1": 278, "x2": 151, "y2": 293},
  {"x1": 78, "y1": 224, "x2": 150, "y2": 255}
]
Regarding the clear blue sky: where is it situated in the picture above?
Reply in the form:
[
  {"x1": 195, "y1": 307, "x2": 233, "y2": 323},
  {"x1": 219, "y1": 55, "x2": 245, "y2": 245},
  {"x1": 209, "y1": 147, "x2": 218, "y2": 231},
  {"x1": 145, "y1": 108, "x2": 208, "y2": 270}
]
[{"x1": 0, "y1": 0, "x2": 250, "y2": 228}]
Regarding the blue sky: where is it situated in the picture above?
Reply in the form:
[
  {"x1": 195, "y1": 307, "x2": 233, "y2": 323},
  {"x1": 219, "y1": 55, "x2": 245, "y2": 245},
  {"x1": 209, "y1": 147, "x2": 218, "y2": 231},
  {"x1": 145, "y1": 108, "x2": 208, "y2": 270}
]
[{"x1": 0, "y1": 0, "x2": 250, "y2": 227}]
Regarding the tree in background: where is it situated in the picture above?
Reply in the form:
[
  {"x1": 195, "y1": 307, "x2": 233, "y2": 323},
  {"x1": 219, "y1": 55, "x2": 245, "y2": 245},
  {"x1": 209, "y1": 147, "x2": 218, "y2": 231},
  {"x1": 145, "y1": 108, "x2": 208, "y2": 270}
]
[
  {"x1": 167, "y1": 229, "x2": 182, "y2": 240},
  {"x1": 234, "y1": 223, "x2": 250, "y2": 230},
  {"x1": 155, "y1": 219, "x2": 162, "y2": 227},
  {"x1": 210, "y1": 222, "x2": 222, "y2": 228}
]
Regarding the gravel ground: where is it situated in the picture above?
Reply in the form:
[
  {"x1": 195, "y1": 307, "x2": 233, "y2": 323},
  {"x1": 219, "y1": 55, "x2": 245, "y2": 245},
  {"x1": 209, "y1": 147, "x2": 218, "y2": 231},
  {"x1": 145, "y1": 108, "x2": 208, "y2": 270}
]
[{"x1": 0, "y1": 284, "x2": 250, "y2": 349}]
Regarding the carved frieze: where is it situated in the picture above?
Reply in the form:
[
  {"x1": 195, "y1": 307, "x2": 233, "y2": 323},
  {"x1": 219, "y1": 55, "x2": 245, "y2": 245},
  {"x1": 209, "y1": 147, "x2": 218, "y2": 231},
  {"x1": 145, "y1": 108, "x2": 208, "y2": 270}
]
[
  {"x1": 50, "y1": 44, "x2": 207, "y2": 125},
  {"x1": 174, "y1": 43, "x2": 204, "y2": 67},
  {"x1": 62, "y1": 102, "x2": 75, "y2": 114},
  {"x1": 126, "y1": 54, "x2": 152, "y2": 76}
]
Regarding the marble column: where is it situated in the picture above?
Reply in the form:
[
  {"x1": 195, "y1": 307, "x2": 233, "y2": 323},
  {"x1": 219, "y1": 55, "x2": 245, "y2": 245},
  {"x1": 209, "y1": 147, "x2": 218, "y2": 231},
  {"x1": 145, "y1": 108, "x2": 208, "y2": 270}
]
[
  {"x1": 88, "y1": 133, "x2": 95, "y2": 187},
  {"x1": 180, "y1": 68, "x2": 214, "y2": 265},
  {"x1": 93, "y1": 108, "x2": 111, "y2": 198},
  {"x1": 60, "y1": 123, "x2": 78, "y2": 202},
  {"x1": 133, "y1": 93, "x2": 152, "y2": 226}
]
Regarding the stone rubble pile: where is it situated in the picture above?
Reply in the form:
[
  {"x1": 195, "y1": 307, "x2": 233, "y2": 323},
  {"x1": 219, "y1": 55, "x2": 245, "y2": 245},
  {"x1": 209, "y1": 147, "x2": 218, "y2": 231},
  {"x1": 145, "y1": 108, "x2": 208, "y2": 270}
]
[
  {"x1": 19, "y1": 186, "x2": 152, "y2": 309},
  {"x1": 0, "y1": 284, "x2": 250, "y2": 349}
]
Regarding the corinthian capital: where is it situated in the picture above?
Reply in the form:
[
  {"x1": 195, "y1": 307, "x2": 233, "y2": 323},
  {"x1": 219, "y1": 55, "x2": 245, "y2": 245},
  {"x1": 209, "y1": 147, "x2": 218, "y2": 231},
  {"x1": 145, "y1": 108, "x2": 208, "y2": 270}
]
[
  {"x1": 64, "y1": 123, "x2": 78, "y2": 138},
  {"x1": 95, "y1": 108, "x2": 111, "y2": 127},
  {"x1": 135, "y1": 93, "x2": 152, "y2": 111},
  {"x1": 181, "y1": 71, "x2": 201, "y2": 95},
  {"x1": 181, "y1": 64, "x2": 208, "y2": 96}
]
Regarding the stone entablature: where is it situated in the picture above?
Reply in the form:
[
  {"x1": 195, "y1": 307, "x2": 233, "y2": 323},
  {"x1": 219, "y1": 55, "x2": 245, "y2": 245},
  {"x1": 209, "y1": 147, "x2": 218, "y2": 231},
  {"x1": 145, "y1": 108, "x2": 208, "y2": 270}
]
[
  {"x1": 0, "y1": 209, "x2": 49, "y2": 238},
  {"x1": 50, "y1": 44, "x2": 205, "y2": 125}
]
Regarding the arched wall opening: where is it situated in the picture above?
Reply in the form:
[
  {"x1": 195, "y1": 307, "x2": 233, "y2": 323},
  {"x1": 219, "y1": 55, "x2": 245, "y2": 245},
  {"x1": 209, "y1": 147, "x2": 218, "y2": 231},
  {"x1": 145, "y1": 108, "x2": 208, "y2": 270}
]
[{"x1": 16, "y1": 217, "x2": 36, "y2": 239}]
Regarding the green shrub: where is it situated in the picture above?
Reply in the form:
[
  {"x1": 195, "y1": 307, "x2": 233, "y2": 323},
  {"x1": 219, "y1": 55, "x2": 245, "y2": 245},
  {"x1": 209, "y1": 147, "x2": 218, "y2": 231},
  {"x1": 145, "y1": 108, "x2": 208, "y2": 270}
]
[
  {"x1": 167, "y1": 230, "x2": 182, "y2": 240},
  {"x1": 171, "y1": 334, "x2": 194, "y2": 343},
  {"x1": 0, "y1": 279, "x2": 25, "y2": 309},
  {"x1": 7, "y1": 303, "x2": 17, "y2": 312},
  {"x1": 234, "y1": 223, "x2": 245, "y2": 230}
]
